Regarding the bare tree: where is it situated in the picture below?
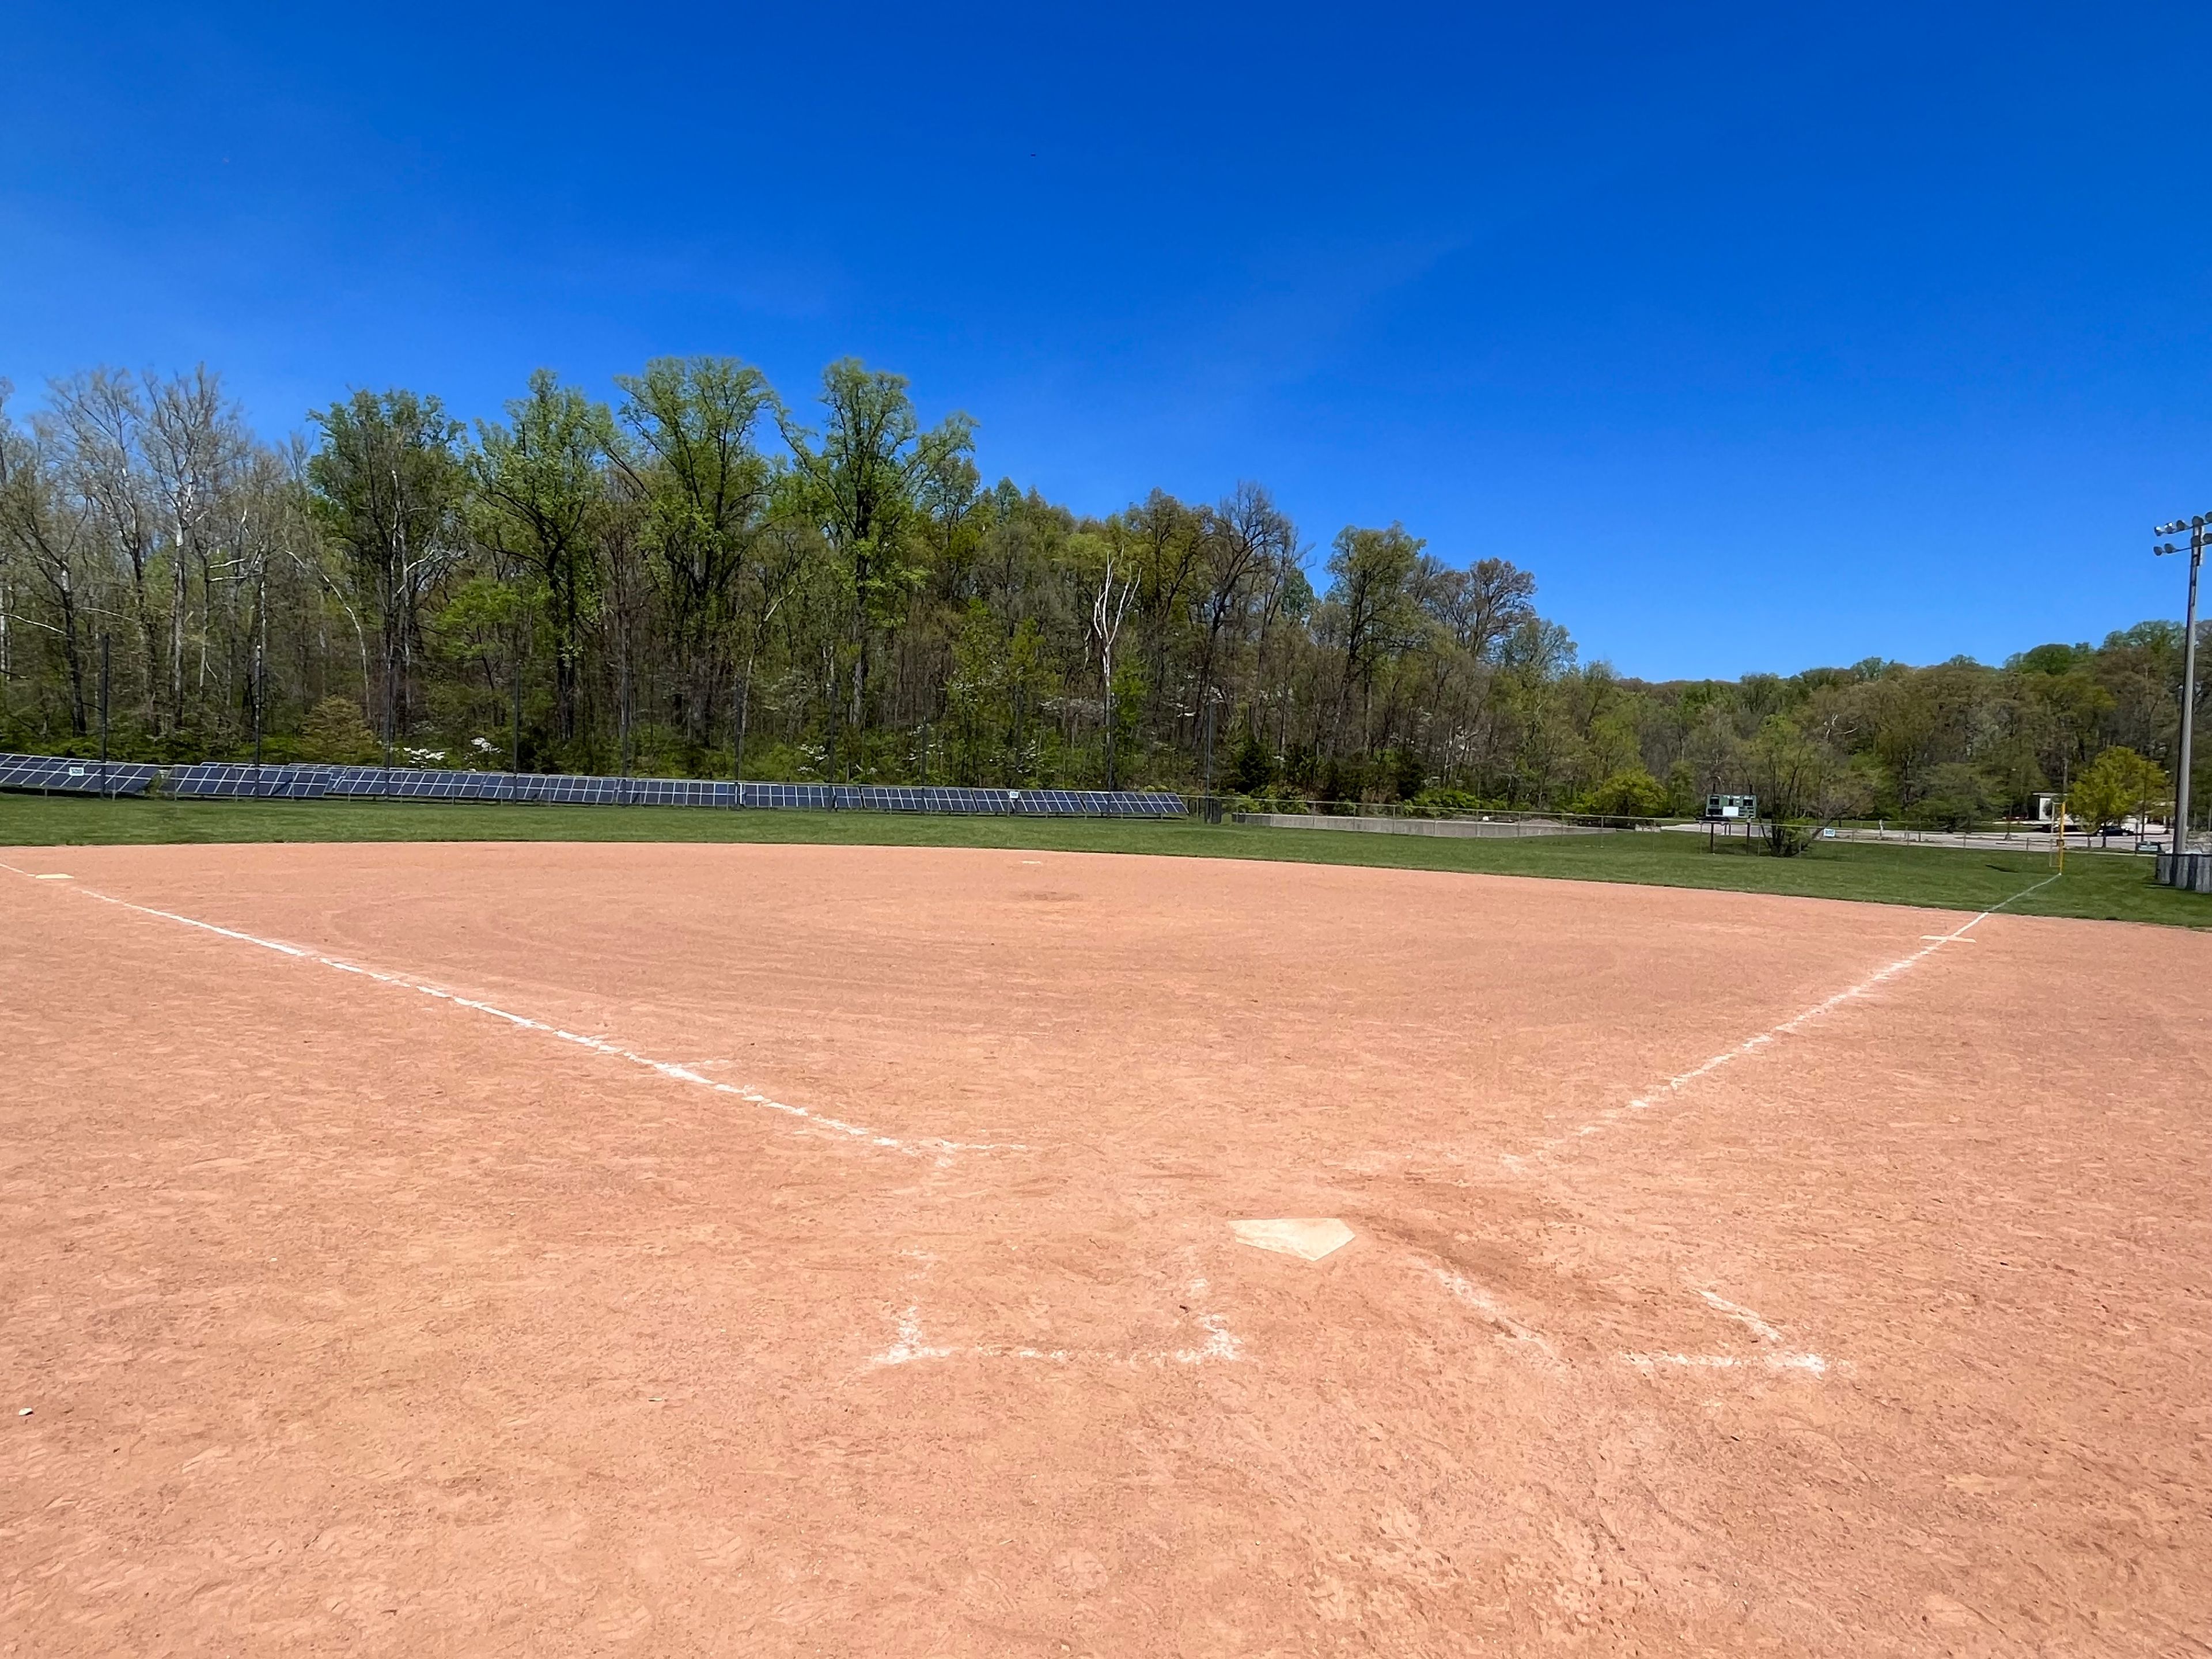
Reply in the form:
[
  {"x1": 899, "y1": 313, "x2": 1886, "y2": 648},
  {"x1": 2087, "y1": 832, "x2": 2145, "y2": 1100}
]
[
  {"x1": 145, "y1": 366, "x2": 248, "y2": 728},
  {"x1": 0, "y1": 397, "x2": 97, "y2": 733},
  {"x1": 1089, "y1": 547, "x2": 1137, "y2": 789},
  {"x1": 48, "y1": 371, "x2": 162, "y2": 731},
  {"x1": 732, "y1": 522, "x2": 810, "y2": 782},
  {"x1": 1192, "y1": 482, "x2": 1291, "y2": 718}
]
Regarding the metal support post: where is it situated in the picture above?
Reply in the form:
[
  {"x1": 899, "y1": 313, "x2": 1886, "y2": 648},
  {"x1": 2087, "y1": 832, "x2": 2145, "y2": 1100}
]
[{"x1": 2155, "y1": 514, "x2": 2208, "y2": 863}]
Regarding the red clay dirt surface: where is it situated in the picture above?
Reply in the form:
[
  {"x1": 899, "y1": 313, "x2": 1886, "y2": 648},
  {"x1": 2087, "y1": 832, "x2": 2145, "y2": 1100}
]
[{"x1": 1, "y1": 840, "x2": 2205, "y2": 1656}]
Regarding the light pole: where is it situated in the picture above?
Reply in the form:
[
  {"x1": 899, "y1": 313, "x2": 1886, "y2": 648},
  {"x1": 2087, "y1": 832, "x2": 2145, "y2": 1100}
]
[{"x1": 2154, "y1": 513, "x2": 2208, "y2": 857}]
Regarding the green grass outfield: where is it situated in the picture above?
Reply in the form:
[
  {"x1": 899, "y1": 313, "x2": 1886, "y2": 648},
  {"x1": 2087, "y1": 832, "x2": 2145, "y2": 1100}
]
[{"x1": 1, "y1": 792, "x2": 2203, "y2": 927}]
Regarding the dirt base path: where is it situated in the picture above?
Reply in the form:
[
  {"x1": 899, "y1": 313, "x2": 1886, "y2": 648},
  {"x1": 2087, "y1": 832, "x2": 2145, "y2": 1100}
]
[{"x1": 2, "y1": 842, "x2": 2205, "y2": 1655}]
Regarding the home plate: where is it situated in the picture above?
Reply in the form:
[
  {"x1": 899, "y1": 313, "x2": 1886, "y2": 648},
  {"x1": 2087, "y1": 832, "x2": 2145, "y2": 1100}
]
[{"x1": 1231, "y1": 1218, "x2": 1355, "y2": 1260}]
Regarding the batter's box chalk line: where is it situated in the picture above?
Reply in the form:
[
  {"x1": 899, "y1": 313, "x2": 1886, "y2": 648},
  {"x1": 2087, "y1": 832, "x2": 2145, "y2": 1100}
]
[
  {"x1": 5, "y1": 865, "x2": 1023, "y2": 1163},
  {"x1": 1404, "y1": 1249, "x2": 1842, "y2": 1381},
  {"x1": 1414, "y1": 1253, "x2": 1560, "y2": 1363},
  {"x1": 867, "y1": 1271, "x2": 1244, "y2": 1370},
  {"x1": 1620, "y1": 1285, "x2": 1840, "y2": 1379},
  {"x1": 1512, "y1": 873, "x2": 2061, "y2": 1168}
]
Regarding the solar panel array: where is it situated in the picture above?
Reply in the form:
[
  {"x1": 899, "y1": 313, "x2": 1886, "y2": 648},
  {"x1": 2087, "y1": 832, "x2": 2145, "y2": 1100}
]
[
  {"x1": 0, "y1": 752, "x2": 1185, "y2": 818},
  {"x1": 1007, "y1": 788, "x2": 1183, "y2": 818},
  {"x1": 0, "y1": 753, "x2": 160, "y2": 796},
  {"x1": 623, "y1": 777, "x2": 733, "y2": 808},
  {"x1": 166, "y1": 763, "x2": 334, "y2": 799}
]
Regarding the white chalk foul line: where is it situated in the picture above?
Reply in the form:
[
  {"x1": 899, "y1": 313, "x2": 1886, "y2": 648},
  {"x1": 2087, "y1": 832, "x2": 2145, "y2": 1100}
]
[
  {"x1": 5, "y1": 865, "x2": 1024, "y2": 1161},
  {"x1": 1508, "y1": 873, "x2": 2062, "y2": 1168}
]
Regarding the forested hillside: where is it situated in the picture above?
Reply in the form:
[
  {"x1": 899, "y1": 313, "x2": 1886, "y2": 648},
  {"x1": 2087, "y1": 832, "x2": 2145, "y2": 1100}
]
[{"x1": 0, "y1": 358, "x2": 2194, "y2": 825}]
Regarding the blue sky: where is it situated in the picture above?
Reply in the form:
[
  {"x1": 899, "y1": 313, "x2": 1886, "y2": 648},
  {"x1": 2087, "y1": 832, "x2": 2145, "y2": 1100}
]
[{"x1": 4, "y1": 2, "x2": 2207, "y2": 678}]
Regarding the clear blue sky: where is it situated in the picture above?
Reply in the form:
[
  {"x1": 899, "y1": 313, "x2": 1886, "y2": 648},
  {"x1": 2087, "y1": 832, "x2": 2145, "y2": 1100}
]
[{"x1": 5, "y1": 2, "x2": 2206, "y2": 679}]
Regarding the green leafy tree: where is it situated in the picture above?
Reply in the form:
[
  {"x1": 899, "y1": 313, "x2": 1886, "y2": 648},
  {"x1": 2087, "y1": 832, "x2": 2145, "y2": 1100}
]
[
  {"x1": 946, "y1": 603, "x2": 1057, "y2": 785},
  {"x1": 782, "y1": 359, "x2": 974, "y2": 742},
  {"x1": 469, "y1": 370, "x2": 613, "y2": 744},
  {"x1": 1388, "y1": 746, "x2": 1426, "y2": 800},
  {"x1": 1907, "y1": 761, "x2": 1994, "y2": 831},
  {"x1": 297, "y1": 694, "x2": 380, "y2": 763},
  {"x1": 2070, "y1": 745, "x2": 2168, "y2": 837},
  {"x1": 25, "y1": 346, "x2": 2212, "y2": 807},
  {"x1": 432, "y1": 574, "x2": 528, "y2": 741},
  {"x1": 612, "y1": 357, "x2": 778, "y2": 745},
  {"x1": 306, "y1": 389, "x2": 465, "y2": 749},
  {"x1": 1749, "y1": 715, "x2": 1828, "y2": 853},
  {"x1": 1587, "y1": 766, "x2": 1669, "y2": 818},
  {"x1": 1323, "y1": 522, "x2": 1423, "y2": 755},
  {"x1": 1229, "y1": 723, "x2": 1275, "y2": 794}
]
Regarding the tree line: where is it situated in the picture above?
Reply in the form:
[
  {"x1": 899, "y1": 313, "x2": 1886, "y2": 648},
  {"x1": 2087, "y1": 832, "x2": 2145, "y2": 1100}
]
[{"x1": 0, "y1": 358, "x2": 2198, "y2": 829}]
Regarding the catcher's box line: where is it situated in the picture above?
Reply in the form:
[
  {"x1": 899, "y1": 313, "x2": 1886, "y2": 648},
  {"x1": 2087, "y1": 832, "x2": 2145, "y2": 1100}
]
[{"x1": 0, "y1": 861, "x2": 1025, "y2": 1161}]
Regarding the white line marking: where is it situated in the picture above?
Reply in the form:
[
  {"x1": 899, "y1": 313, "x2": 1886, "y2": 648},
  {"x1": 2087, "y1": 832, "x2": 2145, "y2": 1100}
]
[
  {"x1": 1698, "y1": 1288, "x2": 1783, "y2": 1344},
  {"x1": 866, "y1": 1303, "x2": 1243, "y2": 1370},
  {"x1": 1420, "y1": 1259, "x2": 1558, "y2": 1360},
  {"x1": 3, "y1": 865, "x2": 1023, "y2": 1161},
  {"x1": 1512, "y1": 874, "x2": 2061, "y2": 1166},
  {"x1": 1623, "y1": 1287, "x2": 1839, "y2": 1378},
  {"x1": 873, "y1": 1306, "x2": 956, "y2": 1365},
  {"x1": 1622, "y1": 1351, "x2": 1832, "y2": 1376}
]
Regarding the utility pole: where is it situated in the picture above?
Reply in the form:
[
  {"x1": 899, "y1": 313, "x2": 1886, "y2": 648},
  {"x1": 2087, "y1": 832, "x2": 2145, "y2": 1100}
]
[
  {"x1": 511, "y1": 622, "x2": 524, "y2": 802},
  {"x1": 97, "y1": 632, "x2": 110, "y2": 798},
  {"x1": 619, "y1": 647, "x2": 632, "y2": 807},
  {"x1": 2154, "y1": 512, "x2": 2207, "y2": 860},
  {"x1": 252, "y1": 562, "x2": 267, "y2": 791},
  {"x1": 251, "y1": 637, "x2": 265, "y2": 785}
]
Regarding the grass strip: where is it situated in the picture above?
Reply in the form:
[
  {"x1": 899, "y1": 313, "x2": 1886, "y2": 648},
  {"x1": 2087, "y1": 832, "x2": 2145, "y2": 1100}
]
[{"x1": 0, "y1": 793, "x2": 2200, "y2": 927}]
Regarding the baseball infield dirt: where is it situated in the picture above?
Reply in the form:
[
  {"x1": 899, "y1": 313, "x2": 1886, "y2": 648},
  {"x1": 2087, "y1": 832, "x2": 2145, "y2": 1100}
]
[{"x1": 1, "y1": 842, "x2": 2204, "y2": 1654}]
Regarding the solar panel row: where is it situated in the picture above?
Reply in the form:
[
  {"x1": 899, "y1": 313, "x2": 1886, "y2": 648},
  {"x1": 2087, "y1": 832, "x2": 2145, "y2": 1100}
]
[
  {"x1": 166, "y1": 763, "x2": 334, "y2": 800},
  {"x1": 0, "y1": 753, "x2": 160, "y2": 796},
  {"x1": 0, "y1": 753, "x2": 1185, "y2": 817},
  {"x1": 623, "y1": 778, "x2": 733, "y2": 808},
  {"x1": 1007, "y1": 788, "x2": 1183, "y2": 818}
]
